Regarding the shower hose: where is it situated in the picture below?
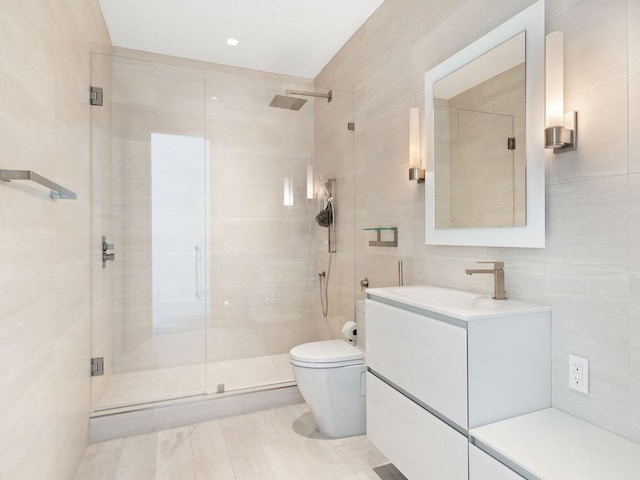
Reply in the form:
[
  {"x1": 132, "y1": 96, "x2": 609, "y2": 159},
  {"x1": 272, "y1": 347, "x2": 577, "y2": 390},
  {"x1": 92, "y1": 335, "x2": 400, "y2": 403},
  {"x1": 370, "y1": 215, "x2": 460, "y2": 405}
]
[
  {"x1": 318, "y1": 197, "x2": 335, "y2": 318},
  {"x1": 319, "y1": 253, "x2": 333, "y2": 317}
]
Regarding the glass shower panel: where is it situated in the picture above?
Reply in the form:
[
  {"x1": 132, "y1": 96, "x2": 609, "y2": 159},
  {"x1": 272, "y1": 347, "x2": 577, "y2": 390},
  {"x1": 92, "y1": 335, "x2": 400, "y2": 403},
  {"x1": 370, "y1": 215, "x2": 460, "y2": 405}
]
[
  {"x1": 204, "y1": 72, "x2": 323, "y2": 394},
  {"x1": 91, "y1": 54, "x2": 207, "y2": 411}
]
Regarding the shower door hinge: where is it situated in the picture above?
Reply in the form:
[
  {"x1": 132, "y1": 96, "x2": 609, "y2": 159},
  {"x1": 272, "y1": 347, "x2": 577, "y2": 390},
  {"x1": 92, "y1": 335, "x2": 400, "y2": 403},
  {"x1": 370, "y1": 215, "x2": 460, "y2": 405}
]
[
  {"x1": 90, "y1": 86, "x2": 103, "y2": 106},
  {"x1": 348, "y1": 122, "x2": 355, "y2": 131},
  {"x1": 102, "y1": 235, "x2": 115, "y2": 268},
  {"x1": 507, "y1": 137, "x2": 516, "y2": 150},
  {"x1": 91, "y1": 357, "x2": 104, "y2": 376}
]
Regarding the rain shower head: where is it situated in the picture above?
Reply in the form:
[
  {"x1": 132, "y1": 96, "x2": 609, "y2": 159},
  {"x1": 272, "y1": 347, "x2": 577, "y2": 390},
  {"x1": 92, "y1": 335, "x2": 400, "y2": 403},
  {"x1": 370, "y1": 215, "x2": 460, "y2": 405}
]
[
  {"x1": 268, "y1": 90, "x2": 332, "y2": 111},
  {"x1": 269, "y1": 95, "x2": 307, "y2": 111}
]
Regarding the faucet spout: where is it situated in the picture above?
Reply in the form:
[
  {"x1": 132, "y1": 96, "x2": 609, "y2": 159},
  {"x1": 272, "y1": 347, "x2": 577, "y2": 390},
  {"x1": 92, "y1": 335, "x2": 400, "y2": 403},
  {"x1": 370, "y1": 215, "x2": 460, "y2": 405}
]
[{"x1": 465, "y1": 261, "x2": 506, "y2": 300}]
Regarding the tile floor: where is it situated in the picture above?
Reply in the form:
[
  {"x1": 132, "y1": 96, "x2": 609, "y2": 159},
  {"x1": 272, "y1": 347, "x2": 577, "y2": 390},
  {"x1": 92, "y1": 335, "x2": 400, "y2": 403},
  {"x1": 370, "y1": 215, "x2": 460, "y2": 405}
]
[{"x1": 76, "y1": 402, "x2": 390, "y2": 479}]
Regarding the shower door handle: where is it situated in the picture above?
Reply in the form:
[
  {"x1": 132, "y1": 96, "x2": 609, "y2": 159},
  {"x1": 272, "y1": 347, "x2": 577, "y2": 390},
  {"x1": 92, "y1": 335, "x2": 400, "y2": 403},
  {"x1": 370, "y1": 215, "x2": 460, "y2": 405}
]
[{"x1": 195, "y1": 246, "x2": 201, "y2": 299}]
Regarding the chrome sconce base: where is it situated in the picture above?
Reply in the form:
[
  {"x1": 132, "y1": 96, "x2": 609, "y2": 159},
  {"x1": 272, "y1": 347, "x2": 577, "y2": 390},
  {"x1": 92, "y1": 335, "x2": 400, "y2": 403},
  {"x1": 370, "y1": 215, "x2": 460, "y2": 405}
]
[
  {"x1": 409, "y1": 167, "x2": 425, "y2": 183},
  {"x1": 545, "y1": 111, "x2": 577, "y2": 153}
]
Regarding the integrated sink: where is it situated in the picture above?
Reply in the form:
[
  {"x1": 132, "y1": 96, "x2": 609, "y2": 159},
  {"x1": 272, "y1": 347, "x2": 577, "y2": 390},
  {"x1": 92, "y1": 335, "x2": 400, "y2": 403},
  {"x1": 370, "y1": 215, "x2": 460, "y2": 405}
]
[{"x1": 366, "y1": 285, "x2": 549, "y2": 321}]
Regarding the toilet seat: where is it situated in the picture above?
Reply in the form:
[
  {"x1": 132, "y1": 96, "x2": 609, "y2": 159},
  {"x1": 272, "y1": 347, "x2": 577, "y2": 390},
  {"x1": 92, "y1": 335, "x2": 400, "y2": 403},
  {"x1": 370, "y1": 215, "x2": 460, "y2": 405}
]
[{"x1": 290, "y1": 339, "x2": 364, "y2": 369}]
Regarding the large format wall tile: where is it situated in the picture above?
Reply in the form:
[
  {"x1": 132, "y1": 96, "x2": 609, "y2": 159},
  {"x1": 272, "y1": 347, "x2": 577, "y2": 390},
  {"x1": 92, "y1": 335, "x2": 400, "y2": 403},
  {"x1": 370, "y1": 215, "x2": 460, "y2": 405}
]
[
  {"x1": 0, "y1": 0, "x2": 111, "y2": 478},
  {"x1": 316, "y1": 0, "x2": 640, "y2": 442},
  {"x1": 545, "y1": 175, "x2": 628, "y2": 266}
]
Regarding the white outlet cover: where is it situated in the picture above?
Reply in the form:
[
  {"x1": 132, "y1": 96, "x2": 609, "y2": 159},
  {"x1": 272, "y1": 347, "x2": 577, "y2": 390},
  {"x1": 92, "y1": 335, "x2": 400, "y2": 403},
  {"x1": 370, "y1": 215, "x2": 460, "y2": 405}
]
[{"x1": 569, "y1": 354, "x2": 589, "y2": 395}]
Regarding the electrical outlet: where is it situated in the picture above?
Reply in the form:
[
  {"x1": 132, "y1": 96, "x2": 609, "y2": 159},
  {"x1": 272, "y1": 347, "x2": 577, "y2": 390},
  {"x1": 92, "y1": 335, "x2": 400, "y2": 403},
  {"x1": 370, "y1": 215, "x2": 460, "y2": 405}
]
[{"x1": 569, "y1": 354, "x2": 589, "y2": 394}]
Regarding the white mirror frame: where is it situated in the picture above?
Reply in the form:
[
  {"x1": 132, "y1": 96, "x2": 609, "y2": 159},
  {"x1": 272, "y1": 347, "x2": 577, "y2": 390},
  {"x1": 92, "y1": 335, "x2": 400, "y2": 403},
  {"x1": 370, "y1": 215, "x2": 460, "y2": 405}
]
[{"x1": 425, "y1": 0, "x2": 545, "y2": 248}]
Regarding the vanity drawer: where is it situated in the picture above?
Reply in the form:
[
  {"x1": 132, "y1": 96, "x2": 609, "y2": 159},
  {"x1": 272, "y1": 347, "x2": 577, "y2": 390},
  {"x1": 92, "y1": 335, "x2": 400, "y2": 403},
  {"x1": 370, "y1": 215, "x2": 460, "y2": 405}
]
[
  {"x1": 469, "y1": 444, "x2": 524, "y2": 480},
  {"x1": 366, "y1": 373, "x2": 468, "y2": 480},
  {"x1": 366, "y1": 299, "x2": 468, "y2": 428}
]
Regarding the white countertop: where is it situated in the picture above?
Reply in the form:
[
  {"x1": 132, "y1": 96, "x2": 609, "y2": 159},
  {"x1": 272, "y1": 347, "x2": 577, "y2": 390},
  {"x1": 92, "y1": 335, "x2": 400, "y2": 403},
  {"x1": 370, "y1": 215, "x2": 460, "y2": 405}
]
[
  {"x1": 366, "y1": 285, "x2": 550, "y2": 321},
  {"x1": 470, "y1": 408, "x2": 640, "y2": 479}
]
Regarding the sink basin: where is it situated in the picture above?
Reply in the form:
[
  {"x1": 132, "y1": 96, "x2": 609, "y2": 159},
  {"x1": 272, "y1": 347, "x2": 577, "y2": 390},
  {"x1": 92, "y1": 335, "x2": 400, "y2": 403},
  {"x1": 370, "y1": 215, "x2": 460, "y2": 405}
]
[{"x1": 366, "y1": 285, "x2": 549, "y2": 321}]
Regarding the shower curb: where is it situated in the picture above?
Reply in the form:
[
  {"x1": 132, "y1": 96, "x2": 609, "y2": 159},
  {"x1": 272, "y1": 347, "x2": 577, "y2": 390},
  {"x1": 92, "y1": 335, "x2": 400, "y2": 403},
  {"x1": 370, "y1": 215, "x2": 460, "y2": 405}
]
[{"x1": 89, "y1": 384, "x2": 303, "y2": 442}]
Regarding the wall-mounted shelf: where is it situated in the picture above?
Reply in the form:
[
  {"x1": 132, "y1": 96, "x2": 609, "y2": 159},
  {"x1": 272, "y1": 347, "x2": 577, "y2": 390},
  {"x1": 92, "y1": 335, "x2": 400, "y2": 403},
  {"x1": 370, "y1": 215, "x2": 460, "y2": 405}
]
[
  {"x1": 0, "y1": 169, "x2": 77, "y2": 199},
  {"x1": 363, "y1": 227, "x2": 398, "y2": 247}
]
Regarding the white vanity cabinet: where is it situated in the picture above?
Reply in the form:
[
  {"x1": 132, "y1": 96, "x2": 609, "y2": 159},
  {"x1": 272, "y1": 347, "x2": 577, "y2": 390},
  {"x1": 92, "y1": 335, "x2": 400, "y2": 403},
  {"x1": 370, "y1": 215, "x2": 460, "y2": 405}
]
[
  {"x1": 367, "y1": 372, "x2": 469, "y2": 479},
  {"x1": 365, "y1": 286, "x2": 551, "y2": 480}
]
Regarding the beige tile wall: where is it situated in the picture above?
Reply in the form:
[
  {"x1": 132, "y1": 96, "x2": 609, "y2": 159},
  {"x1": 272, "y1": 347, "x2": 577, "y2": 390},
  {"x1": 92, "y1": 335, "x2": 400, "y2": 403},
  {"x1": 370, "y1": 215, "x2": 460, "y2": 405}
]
[
  {"x1": 313, "y1": 90, "x2": 357, "y2": 340},
  {"x1": 0, "y1": 0, "x2": 111, "y2": 478},
  {"x1": 316, "y1": 0, "x2": 640, "y2": 442}
]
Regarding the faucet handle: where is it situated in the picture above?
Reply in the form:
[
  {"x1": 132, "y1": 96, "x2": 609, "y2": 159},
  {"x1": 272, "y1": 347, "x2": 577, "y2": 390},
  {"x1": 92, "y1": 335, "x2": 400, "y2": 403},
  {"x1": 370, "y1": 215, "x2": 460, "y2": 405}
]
[{"x1": 477, "y1": 261, "x2": 504, "y2": 269}]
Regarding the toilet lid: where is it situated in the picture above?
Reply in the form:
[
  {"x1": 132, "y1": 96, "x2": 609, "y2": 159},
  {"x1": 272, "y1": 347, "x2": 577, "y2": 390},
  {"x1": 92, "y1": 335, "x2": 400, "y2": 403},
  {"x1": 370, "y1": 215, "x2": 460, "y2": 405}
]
[{"x1": 290, "y1": 339, "x2": 364, "y2": 368}]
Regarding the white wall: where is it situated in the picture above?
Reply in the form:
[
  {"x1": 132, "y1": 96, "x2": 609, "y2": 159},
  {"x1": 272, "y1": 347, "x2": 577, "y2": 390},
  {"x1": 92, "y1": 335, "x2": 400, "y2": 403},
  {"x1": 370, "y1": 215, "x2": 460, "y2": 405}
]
[
  {"x1": 316, "y1": 0, "x2": 640, "y2": 442},
  {"x1": 0, "y1": 0, "x2": 111, "y2": 478}
]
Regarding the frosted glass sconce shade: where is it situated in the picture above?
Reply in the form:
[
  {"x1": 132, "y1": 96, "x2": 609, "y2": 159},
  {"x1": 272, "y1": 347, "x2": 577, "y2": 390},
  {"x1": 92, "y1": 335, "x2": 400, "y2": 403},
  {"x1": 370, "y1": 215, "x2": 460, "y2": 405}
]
[
  {"x1": 408, "y1": 108, "x2": 425, "y2": 182},
  {"x1": 545, "y1": 31, "x2": 577, "y2": 153},
  {"x1": 284, "y1": 177, "x2": 293, "y2": 207}
]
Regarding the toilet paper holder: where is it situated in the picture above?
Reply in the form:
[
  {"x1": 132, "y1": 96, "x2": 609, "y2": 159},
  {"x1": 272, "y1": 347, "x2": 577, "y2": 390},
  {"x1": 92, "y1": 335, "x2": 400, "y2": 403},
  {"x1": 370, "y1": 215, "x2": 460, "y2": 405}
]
[{"x1": 342, "y1": 321, "x2": 358, "y2": 343}]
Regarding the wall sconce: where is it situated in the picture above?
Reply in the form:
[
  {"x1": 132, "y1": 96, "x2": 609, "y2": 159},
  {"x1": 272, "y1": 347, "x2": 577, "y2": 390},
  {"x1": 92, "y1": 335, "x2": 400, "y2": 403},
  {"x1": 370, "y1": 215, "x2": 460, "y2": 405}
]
[
  {"x1": 545, "y1": 31, "x2": 577, "y2": 153},
  {"x1": 306, "y1": 164, "x2": 314, "y2": 200},
  {"x1": 408, "y1": 107, "x2": 425, "y2": 182}
]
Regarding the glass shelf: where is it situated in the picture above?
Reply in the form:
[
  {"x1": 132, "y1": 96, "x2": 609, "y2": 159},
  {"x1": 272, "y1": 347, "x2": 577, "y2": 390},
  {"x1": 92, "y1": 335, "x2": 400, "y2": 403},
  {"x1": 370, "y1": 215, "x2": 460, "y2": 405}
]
[{"x1": 363, "y1": 227, "x2": 398, "y2": 247}]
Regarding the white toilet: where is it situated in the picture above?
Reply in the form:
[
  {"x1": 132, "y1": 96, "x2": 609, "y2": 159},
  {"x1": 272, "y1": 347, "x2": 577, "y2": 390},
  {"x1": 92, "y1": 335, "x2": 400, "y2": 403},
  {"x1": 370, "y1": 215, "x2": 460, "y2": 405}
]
[{"x1": 289, "y1": 311, "x2": 366, "y2": 438}]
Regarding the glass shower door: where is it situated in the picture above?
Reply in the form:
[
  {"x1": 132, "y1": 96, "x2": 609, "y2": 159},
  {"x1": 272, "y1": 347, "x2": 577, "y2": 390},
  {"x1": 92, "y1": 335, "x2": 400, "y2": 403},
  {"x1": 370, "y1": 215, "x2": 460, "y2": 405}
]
[{"x1": 90, "y1": 53, "x2": 207, "y2": 411}]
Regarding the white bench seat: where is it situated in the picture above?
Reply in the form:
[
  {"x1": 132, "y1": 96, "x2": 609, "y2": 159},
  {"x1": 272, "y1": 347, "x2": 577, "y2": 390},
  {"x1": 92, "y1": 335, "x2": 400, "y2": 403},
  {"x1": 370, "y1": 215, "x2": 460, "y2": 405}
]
[{"x1": 470, "y1": 408, "x2": 640, "y2": 480}]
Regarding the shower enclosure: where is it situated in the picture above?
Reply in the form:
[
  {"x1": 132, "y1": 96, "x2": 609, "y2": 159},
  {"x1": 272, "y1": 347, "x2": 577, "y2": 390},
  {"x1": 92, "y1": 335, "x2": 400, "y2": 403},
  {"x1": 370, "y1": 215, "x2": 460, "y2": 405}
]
[{"x1": 90, "y1": 52, "x2": 352, "y2": 413}]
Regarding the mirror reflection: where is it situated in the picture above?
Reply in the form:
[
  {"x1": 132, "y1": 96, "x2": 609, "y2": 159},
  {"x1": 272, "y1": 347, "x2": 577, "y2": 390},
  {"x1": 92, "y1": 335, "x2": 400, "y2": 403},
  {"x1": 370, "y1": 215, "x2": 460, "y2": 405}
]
[{"x1": 433, "y1": 32, "x2": 526, "y2": 229}]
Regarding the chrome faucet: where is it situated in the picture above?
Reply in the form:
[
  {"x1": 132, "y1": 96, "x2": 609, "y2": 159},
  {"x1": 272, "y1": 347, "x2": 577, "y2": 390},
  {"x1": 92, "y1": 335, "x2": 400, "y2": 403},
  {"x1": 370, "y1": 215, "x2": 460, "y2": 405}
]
[{"x1": 465, "y1": 261, "x2": 506, "y2": 300}]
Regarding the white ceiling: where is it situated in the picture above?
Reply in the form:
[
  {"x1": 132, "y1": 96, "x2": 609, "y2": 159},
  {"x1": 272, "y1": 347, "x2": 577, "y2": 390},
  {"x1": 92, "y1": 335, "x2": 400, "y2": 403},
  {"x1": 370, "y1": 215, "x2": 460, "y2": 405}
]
[{"x1": 98, "y1": 0, "x2": 384, "y2": 79}]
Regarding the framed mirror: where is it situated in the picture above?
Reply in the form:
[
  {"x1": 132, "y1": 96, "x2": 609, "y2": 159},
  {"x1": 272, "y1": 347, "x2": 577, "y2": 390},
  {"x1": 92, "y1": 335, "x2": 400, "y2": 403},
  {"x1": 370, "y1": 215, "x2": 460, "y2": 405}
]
[{"x1": 424, "y1": 0, "x2": 545, "y2": 248}]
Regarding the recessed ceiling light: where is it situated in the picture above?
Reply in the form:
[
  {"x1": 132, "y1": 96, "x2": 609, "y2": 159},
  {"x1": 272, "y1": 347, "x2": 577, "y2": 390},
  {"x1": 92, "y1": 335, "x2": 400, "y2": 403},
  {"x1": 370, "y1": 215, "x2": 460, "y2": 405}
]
[{"x1": 226, "y1": 38, "x2": 239, "y2": 46}]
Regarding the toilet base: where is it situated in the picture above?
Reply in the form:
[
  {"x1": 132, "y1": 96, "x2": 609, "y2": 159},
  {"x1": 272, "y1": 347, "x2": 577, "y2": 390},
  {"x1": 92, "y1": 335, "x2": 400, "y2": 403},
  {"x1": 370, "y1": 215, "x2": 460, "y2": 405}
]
[{"x1": 292, "y1": 363, "x2": 367, "y2": 438}]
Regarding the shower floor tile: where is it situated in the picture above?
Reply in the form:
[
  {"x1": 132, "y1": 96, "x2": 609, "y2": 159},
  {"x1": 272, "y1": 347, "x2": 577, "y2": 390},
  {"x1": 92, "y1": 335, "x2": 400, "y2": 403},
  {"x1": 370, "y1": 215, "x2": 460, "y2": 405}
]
[
  {"x1": 207, "y1": 353, "x2": 294, "y2": 392},
  {"x1": 76, "y1": 403, "x2": 389, "y2": 480},
  {"x1": 97, "y1": 353, "x2": 294, "y2": 410}
]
